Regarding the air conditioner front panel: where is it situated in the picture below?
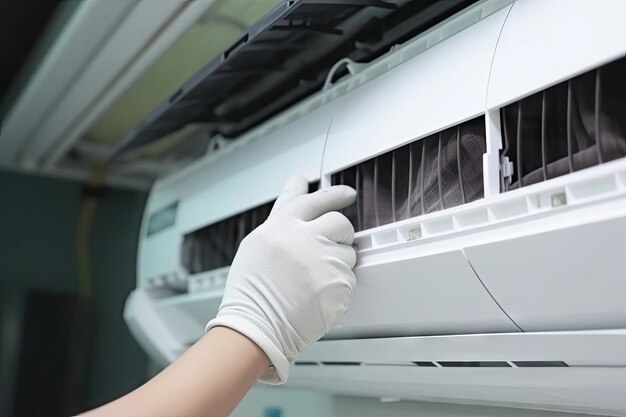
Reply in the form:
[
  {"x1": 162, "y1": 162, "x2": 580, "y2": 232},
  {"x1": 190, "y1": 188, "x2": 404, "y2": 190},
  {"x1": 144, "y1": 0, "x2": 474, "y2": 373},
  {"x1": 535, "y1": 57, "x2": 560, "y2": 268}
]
[
  {"x1": 174, "y1": 101, "x2": 334, "y2": 235},
  {"x1": 327, "y1": 249, "x2": 519, "y2": 339},
  {"x1": 322, "y1": 6, "x2": 510, "y2": 174},
  {"x1": 292, "y1": 330, "x2": 626, "y2": 415},
  {"x1": 137, "y1": 100, "x2": 335, "y2": 284},
  {"x1": 289, "y1": 365, "x2": 626, "y2": 416},
  {"x1": 465, "y1": 197, "x2": 626, "y2": 332},
  {"x1": 487, "y1": 0, "x2": 626, "y2": 109}
]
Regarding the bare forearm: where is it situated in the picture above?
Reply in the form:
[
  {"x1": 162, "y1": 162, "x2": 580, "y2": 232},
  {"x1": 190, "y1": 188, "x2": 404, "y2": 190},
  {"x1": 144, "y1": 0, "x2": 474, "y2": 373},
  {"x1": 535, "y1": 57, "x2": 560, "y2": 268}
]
[
  {"x1": 80, "y1": 327, "x2": 269, "y2": 417},
  {"x1": 79, "y1": 177, "x2": 357, "y2": 415}
]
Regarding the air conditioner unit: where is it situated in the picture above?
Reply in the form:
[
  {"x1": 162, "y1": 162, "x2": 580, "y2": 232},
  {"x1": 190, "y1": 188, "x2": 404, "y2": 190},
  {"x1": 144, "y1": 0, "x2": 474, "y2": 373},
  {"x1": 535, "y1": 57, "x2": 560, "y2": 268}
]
[{"x1": 124, "y1": 1, "x2": 626, "y2": 415}]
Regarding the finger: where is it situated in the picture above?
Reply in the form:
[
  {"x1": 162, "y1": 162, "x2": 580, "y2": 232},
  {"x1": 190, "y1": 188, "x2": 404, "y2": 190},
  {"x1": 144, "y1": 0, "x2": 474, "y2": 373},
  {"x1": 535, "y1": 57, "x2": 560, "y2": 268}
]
[
  {"x1": 286, "y1": 185, "x2": 356, "y2": 221},
  {"x1": 311, "y1": 211, "x2": 354, "y2": 245},
  {"x1": 331, "y1": 243, "x2": 357, "y2": 270},
  {"x1": 269, "y1": 174, "x2": 309, "y2": 217}
]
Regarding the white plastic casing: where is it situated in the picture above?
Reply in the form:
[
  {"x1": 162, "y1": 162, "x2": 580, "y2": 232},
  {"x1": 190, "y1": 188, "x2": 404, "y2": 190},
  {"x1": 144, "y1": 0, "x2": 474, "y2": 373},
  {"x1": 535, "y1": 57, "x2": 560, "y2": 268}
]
[
  {"x1": 136, "y1": 100, "x2": 337, "y2": 286},
  {"x1": 323, "y1": 7, "x2": 510, "y2": 174},
  {"x1": 125, "y1": 1, "x2": 626, "y2": 414},
  {"x1": 487, "y1": 0, "x2": 626, "y2": 109}
]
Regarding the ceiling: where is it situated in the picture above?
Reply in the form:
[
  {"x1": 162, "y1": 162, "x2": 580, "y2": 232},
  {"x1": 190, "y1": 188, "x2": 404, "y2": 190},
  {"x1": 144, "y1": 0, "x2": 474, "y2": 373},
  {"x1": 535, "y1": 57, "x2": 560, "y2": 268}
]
[
  {"x1": 0, "y1": 0, "x2": 479, "y2": 190},
  {"x1": 84, "y1": 0, "x2": 281, "y2": 147},
  {"x1": 0, "y1": 0, "x2": 78, "y2": 118},
  {"x1": 0, "y1": 0, "x2": 282, "y2": 189}
]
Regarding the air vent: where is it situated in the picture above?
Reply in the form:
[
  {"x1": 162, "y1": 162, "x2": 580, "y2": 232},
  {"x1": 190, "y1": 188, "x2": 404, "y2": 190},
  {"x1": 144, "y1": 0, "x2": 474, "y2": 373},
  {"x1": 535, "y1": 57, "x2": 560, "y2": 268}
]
[
  {"x1": 331, "y1": 116, "x2": 486, "y2": 232},
  {"x1": 181, "y1": 201, "x2": 274, "y2": 274},
  {"x1": 294, "y1": 360, "x2": 569, "y2": 367},
  {"x1": 321, "y1": 361, "x2": 362, "y2": 366},
  {"x1": 294, "y1": 361, "x2": 319, "y2": 366},
  {"x1": 500, "y1": 57, "x2": 626, "y2": 191},
  {"x1": 413, "y1": 361, "x2": 437, "y2": 367},
  {"x1": 438, "y1": 361, "x2": 510, "y2": 367},
  {"x1": 513, "y1": 361, "x2": 568, "y2": 368},
  {"x1": 181, "y1": 182, "x2": 318, "y2": 275}
]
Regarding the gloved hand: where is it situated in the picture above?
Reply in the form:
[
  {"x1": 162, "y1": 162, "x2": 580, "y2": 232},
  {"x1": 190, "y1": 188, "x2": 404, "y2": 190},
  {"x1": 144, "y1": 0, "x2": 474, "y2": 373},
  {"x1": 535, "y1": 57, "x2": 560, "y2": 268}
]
[{"x1": 206, "y1": 175, "x2": 357, "y2": 384}]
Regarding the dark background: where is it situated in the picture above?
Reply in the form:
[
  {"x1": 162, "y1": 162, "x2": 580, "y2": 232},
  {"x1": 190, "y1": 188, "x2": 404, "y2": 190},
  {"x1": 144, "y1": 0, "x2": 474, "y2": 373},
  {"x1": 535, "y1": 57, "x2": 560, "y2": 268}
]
[{"x1": 0, "y1": 171, "x2": 149, "y2": 416}]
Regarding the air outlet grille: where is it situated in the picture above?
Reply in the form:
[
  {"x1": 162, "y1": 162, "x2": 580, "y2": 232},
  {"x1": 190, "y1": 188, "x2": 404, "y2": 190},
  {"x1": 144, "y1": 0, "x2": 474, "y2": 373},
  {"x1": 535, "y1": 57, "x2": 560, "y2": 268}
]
[
  {"x1": 181, "y1": 182, "x2": 318, "y2": 275},
  {"x1": 181, "y1": 201, "x2": 274, "y2": 274},
  {"x1": 294, "y1": 360, "x2": 569, "y2": 367},
  {"x1": 500, "y1": 56, "x2": 626, "y2": 191},
  {"x1": 331, "y1": 117, "x2": 486, "y2": 232}
]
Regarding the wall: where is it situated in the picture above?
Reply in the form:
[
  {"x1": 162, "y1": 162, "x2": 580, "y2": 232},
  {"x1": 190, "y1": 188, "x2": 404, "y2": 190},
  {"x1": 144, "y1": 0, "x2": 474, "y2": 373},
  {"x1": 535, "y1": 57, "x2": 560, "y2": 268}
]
[
  {"x1": 0, "y1": 170, "x2": 148, "y2": 412},
  {"x1": 83, "y1": 177, "x2": 149, "y2": 408},
  {"x1": 0, "y1": 170, "x2": 82, "y2": 292}
]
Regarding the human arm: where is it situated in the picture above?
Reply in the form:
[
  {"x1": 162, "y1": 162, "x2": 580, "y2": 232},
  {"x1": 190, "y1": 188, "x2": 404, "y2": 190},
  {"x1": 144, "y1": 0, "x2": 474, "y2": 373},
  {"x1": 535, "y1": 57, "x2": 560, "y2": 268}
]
[
  {"x1": 79, "y1": 175, "x2": 357, "y2": 416},
  {"x1": 80, "y1": 327, "x2": 268, "y2": 417}
]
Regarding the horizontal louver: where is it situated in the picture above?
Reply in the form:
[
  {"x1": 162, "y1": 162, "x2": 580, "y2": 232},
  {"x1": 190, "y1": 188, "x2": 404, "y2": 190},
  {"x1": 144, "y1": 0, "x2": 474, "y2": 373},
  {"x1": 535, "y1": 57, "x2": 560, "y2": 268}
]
[
  {"x1": 501, "y1": 56, "x2": 626, "y2": 191},
  {"x1": 332, "y1": 116, "x2": 486, "y2": 232}
]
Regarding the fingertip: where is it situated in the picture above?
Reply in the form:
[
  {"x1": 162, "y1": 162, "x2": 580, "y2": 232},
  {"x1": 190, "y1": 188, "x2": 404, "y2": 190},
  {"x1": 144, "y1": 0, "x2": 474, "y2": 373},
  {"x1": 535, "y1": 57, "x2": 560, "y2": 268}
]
[
  {"x1": 321, "y1": 184, "x2": 356, "y2": 204},
  {"x1": 270, "y1": 174, "x2": 310, "y2": 216},
  {"x1": 331, "y1": 184, "x2": 356, "y2": 196},
  {"x1": 283, "y1": 174, "x2": 309, "y2": 193}
]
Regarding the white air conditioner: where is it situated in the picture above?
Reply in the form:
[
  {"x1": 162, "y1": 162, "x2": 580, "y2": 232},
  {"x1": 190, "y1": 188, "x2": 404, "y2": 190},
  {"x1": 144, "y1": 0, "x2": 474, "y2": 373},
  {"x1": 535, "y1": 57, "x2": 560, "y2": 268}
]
[{"x1": 124, "y1": 1, "x2": 626, "y2": 415}]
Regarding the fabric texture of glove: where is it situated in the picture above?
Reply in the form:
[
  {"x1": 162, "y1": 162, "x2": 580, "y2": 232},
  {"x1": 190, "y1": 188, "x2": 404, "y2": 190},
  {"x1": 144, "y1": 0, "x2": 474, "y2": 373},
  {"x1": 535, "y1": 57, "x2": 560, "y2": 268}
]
[{"x1": 206, "y1": 175, "x2": 357, "y2": 384}]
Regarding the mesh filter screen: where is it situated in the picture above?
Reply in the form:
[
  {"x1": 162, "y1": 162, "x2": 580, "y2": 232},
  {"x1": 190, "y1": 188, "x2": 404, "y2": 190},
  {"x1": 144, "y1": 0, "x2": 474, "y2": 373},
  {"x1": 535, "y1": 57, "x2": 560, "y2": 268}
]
[
  {"x1": 332, "y1": 116, "x2": 486, "y2": 232},
  {"x1": 181, "y1": 201, "x2": 273, "y2": 274},
  {"x1": 501, "y1": 56, "x2": 626, "y2": 191},
  {"x1": 181, "y1": 181, "x2": 318, "y2": 274}
]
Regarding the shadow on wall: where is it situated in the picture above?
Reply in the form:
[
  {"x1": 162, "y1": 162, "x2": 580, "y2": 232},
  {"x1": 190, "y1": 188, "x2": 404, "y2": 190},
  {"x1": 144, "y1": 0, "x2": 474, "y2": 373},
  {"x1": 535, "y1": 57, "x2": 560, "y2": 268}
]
[{"x1": 0, "y1": 170, "x2": 148, "y2": 416}]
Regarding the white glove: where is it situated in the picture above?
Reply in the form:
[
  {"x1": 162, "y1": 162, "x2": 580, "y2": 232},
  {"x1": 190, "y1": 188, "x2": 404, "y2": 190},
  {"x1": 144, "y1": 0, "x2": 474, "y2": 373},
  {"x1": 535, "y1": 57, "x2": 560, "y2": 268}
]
[{"x1": 206, "y1": 175, "x2": 357, "y2": 384}]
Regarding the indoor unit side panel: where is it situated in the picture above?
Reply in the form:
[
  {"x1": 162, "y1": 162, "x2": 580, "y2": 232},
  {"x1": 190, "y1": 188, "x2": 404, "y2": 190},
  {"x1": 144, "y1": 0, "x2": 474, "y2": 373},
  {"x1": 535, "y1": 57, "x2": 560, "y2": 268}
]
[
  {"x1": 175, "y1": 103, "x2": 334, "y2": 234},
  {"x1": 137, "y1": 228, "x2": 181, "y2": 285},
  {"x1": 487, "y1": 0, "x2": 626, "y2": 109},
  {"x1": 137, "y1": 185, "x2": 182, "y2": 285},
  {"x1": 326, "y1": 249, "x2": 519, "y2": 339},
  {"x1": 465, "y1": 215, "x2": 626, "y2": 331},
  {"x1": 322, "y1": 7, "x2": 509, "y2": 174}
]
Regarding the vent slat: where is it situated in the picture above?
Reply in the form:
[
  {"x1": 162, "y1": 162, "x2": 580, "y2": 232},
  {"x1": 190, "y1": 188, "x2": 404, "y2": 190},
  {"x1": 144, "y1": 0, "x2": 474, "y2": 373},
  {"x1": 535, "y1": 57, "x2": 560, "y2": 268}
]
[
  {"x1": 541, "y1": 90, "x2": 548, "y2": 181},
  {"x1": 374, "y1": 157, "x2": 380, "y2": 227},
  {"x1": 517, "y1": 100, "x2": 524, "y2": 187},
  {"x1": 391, "y1": 150, "x2": 397, "y2": 223},
  {"x1": 457, "y1": 125, "x2": 466, "y2": 204},
  {"x1": 356, "y1": 165, "x2": 363, "y2": 231},
  {"x1": 437, "y1": 132, "x2": 444, "y2": 209},
  {"x1": 407, "y1": 143, "x2": 413, "y2": 219},
  {"x1": 420, "y1": 136, "x2": 427, "y2": 215},
  {"x1": 595, "y1": 68, "x2": 603, "y2": 163},
  {"x1": 566, "y1": 80, "x2": 574, "y2": 173}
]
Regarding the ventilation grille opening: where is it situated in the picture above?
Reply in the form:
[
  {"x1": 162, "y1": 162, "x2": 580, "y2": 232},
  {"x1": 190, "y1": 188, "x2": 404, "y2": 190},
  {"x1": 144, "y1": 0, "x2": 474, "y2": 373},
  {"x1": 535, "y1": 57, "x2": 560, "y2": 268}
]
[
  {"x1": 181, "y1": 201, "x2": 274, "y2": 275},
  {"x1": 332, "y1": 116, "x2": 486, "y2": 232},
  {"x1": 181, "y1": 181, "x2": 319, "y2": 275},
  {"x1": 501, "y1": 57, "x2": 626, "y2": 191},
  {"x1": 294, "y1": 360, "x2": 569, "y2": 368}
]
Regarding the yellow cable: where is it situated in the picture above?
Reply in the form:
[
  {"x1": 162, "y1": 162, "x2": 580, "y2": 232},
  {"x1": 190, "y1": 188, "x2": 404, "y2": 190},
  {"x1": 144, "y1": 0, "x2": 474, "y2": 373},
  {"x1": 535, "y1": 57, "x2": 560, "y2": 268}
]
[{"x1": 76, "y1": 165, "x2": 107, "y2": 302}]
